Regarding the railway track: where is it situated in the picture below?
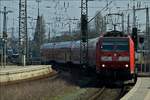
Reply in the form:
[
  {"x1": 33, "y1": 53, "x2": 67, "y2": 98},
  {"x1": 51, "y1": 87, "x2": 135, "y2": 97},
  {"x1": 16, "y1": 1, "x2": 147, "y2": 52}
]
[
  {"x1": 88, "y1": 87, "x2": 106, "y2": 100},
  {"x1": 116, "y1": 85, "x2": 133, "y2": 99},
  {"x1": 1, "y1": 64, "x2": 95, "y2": 100},
  {"x1": 87, "y1": 82, "x2": 133, "y2": 100},
  {"x1": 0, "y1": 63, "x2": 134, "y2": 100}
]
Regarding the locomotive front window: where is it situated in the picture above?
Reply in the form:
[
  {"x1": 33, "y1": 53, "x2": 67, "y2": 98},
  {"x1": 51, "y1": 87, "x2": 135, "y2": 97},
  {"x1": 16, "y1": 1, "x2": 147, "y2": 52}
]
[
  {"x1": 115, "y1": 44, "x2": 129, "y2": 51},
  {"x1": 101, "y1": 44, "x2": 114, "y2": 51},
  {"x1": 101, "y1": 38, "x2": 129, "y2": 52}
]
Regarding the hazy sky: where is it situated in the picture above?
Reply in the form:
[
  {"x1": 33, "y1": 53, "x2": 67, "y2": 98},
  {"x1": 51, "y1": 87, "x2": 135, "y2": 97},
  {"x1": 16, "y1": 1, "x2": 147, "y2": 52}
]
[{"x1": 0, "y1": 0, "x2": 150, "y2": 39}]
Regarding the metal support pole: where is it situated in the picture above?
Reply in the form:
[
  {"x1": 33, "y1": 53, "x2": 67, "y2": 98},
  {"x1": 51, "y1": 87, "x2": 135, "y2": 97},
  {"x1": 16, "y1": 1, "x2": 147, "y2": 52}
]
[
  {"x1": 2, "y1": 8, "x2": 6, "y2": 68},
  {"x1": 48, "y1": 26, "x2": 50, "y2": 42},
  {"x1": 36, "y1": 0, "x2": 41, "y2": 17},
  {"x1": 3, "y1": 39, "x2": 6, "y2": 67},
  {"x1": 0, "y1": 0, "x2": 1, "y2": 38},
  {"x1": 69, "y1": 23, "x2": 71, "y2": 36},
  {"x1": 145, "y1": 7, "x2": 149, "y2": 72},
  {"x1": 19, "y1": 0, "x2": 27, "y2": 66},
  {"x1": 1, "y1": 43, "x2": 3, "y2": 67},
  {"x1": 127, "y1": 14, "x2": 130, "y2": 34},
  {"x1": 2, "y1": 7, "x2": 8, "y2": 68},
  {"x1": 133, "y1": 3, "x2": 136, "y2": 28},
  {"x1": 103, "y1": 16, "x2": 107, "y2": 33},
  {"x1": 80, "y1": 0, "x2": 88, "y2": 68},
  {"x1": 122, "y1": 13, "x2": 124, "y2": 32},
  {"x1": 3, "y1": 7, "x2": 7, "y2": 39}
]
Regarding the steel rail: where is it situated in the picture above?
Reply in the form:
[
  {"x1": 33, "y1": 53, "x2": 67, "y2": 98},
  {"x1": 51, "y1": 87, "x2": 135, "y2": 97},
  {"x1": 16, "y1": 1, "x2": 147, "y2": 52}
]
[{"x1": 88, "y1": 87, "x2": 106, "y2": 100}]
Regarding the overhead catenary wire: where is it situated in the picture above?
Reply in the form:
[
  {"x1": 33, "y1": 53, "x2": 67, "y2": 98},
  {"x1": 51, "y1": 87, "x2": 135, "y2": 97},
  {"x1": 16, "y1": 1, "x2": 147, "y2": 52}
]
[{"x1": 88, "y1": 1, "x2": 112, "y2": 23}]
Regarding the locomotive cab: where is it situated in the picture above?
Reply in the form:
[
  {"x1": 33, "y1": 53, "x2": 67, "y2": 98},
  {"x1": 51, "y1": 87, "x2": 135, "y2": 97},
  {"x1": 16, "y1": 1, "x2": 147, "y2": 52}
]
[{"x1": 96, "y1": 31, "x2": 135, "y2": 80}]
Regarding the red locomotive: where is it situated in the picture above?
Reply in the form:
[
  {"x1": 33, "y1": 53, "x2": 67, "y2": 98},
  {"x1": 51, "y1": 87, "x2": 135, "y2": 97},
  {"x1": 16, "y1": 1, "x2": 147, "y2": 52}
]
[
  {"x1": 96, "y1": 31, "x2": 136, "y2": 80},
  {"x1": 41, "y1": 30, "x2": 137, "y2": 81}
]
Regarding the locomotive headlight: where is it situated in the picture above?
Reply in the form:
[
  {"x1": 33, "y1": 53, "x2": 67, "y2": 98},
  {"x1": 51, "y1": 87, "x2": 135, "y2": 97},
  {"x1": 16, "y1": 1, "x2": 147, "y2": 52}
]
[
  {"x1": 125, "y1": 64, "x2": 129, "y2": 68},
  {"x1": 102, "y1": 64, "x2": 105, "y2": 67},
  {"x1": 101, "y1": 56, "x2": 112, "y2": 61},
  {"x1": 118, "y1": 56, "x2": 129, "y2": 61}
]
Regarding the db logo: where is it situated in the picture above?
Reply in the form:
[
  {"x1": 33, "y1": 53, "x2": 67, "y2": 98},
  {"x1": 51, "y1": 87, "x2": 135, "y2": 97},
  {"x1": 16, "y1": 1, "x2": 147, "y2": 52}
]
[{"x1": 113, "y1": 53, "x2": 118, "y2": 61}]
